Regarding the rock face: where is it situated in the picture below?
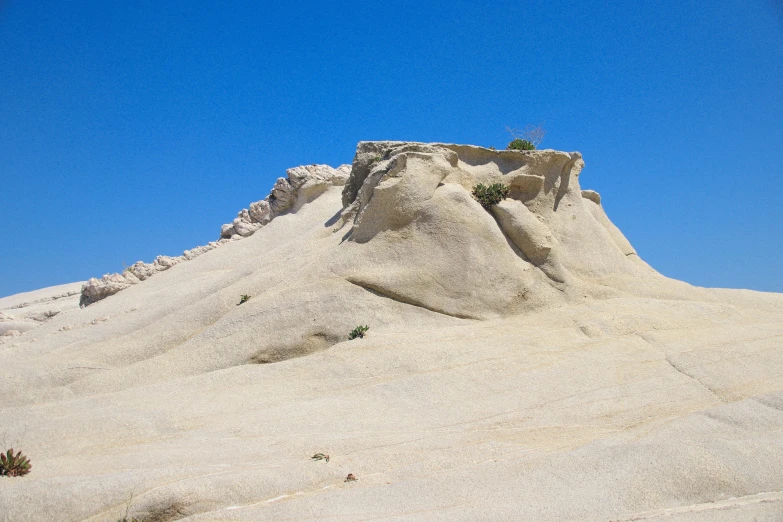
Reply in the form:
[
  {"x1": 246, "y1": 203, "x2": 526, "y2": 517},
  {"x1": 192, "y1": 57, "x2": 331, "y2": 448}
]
[
  {"x1": 4, "y1": 142, "x2": 782, "y2": 521},
  {"x1": 332, "y1": 142, "x2": 665, "y2": 319},
  {"x1": 78, "y1": 141, "x2": 677, "y2": 311},
  {"x1": 80, "y1": 163, "x2": 350, "y2": 306}
]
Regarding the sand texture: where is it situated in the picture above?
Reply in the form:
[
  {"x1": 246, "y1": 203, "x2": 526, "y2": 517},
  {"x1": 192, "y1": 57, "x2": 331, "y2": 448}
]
[{"x1": 1, "y1": 143, "x2": 781, "y2": 521}]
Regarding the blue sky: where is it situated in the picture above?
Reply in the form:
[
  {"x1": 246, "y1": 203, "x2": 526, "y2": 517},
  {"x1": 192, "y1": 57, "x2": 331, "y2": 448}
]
[{"x1": 1, "y1": 0, "x2": 782, "y2": 297}]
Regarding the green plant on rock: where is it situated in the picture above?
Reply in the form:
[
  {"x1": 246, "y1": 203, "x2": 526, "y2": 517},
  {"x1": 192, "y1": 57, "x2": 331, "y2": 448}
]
[
  {"x1": 348, "y1": 325, "x2": 369, "y2": 340},
  {"x1": 506, "y1": 123, "x2": 545, "y2": 150},
  {"x1": 471, "y1": 183, "x2": 510, "y2": 210},
  {"x1": 507, "y1": 138, "x2": 535, "y2": 151},
  {"x1": 0, "y1": 448, "x2": 31, "y2": 477},
  {"x1": 238, "y1": 294, "x2": 250, "y2": 305}
]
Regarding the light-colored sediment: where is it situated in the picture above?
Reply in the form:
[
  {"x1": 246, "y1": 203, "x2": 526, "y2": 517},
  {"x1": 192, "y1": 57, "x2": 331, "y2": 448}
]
[
  {"x1": 0, "y1": 282, "x2": 83, "y2": 340},
  {"x1": 1, "y1": 143, "x2": 781, "y2": 521}
]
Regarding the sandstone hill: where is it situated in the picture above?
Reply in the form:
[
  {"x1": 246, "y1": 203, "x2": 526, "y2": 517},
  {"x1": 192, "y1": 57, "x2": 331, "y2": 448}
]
[{"x1": 1, "y1": 142, "x2": 782, "y2": 521}]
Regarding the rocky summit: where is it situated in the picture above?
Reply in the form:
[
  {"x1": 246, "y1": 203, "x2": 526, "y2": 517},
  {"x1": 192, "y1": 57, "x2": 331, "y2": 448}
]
[{"x1": 1, "y1": 142, "x2": 782, "y2": 521}]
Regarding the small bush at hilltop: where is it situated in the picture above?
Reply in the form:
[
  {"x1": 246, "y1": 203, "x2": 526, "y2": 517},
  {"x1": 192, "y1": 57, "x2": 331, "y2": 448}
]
[
  {"x1": 348, "y1": 325, "x2": 369, "y2": 340},
  {"x1": 472, "y1": 183, "x2": 510, "y2": 210},
  {"x1": 505, "y1": 123, "x2": 546, "y2": 150},
  {"x1": 507, "y1": 138, "x2": 535, "y2": 151}
]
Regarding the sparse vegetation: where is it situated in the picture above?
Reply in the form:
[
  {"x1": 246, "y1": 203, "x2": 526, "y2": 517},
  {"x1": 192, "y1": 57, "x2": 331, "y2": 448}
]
[
  {"x1": 507, "y1": 138, "x2": 535, "y2": 151},
  {"x1": 117, "y1": 513, "x2": 142, "y2": 522},
  {"x1": 345, "y1": 473, "x2": 357, "y2": 482},
  {"x1": 116, "y1": 492, "x2": 139, "y2": 522},
  {"x1": 471, "y1": 183, "x2": 510, "y2": 210},
  {"x1": 506, "y1": 123, "x2": 546, "y2": 150},
  {"x1": 238, "y1": 294, "x2": 250, "y2": 305},
  {"x1": 116, "y1": 493, "x2": 186, "y2": 522},
  {"x1": 311, "y1": 453, "x2": 330, "y2": 462},
  {"x1": 0, "y1": 448, "x2": 31, "y2": 477},
  {"x1": 348, "y1": 325, "x2": 369, "y2": 340}
]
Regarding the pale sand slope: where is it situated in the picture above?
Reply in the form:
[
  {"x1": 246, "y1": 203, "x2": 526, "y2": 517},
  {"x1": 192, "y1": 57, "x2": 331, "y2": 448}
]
[
  {"x1": 0, "y1": 282, "x2": 82, "y2": 337},
  {"x1": 1, "y1": 143, "x2": 782, "y2": 521}
]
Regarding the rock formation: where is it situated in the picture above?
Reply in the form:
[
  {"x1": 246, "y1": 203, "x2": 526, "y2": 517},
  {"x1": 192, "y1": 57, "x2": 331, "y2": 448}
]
[
  {"x1": 3, "y1": 143, "x2": 782, "y2": 521},
  {"x1": 330, "y1": 142, "x2": 674, "y2": 319},
  {"x1": 78, "y1": 142, "x2": 665, "y2": 312}
]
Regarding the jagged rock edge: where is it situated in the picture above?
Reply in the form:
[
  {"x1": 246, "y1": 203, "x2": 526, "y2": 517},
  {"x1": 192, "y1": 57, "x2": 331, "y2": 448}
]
[{"x1": 79, "y1": 164, "x2": 351, "y2": 307}]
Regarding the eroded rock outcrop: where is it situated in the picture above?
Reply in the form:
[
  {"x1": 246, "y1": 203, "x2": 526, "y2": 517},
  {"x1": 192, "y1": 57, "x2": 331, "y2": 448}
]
[
  {"x1": 79, "y1": 142, "x2": 651, "y2": 311},
  {"x1": 80, "y1": 164, "x2": 350, "y2": 306},
  {"x1": 331, "y1": 142, "x2": 654, "y2": 318}
]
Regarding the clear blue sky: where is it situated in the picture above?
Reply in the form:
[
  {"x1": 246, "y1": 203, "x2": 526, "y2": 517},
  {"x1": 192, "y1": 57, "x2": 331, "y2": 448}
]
[{"x1": 2, "y1": 0, "x2": 782, "y2": 297}]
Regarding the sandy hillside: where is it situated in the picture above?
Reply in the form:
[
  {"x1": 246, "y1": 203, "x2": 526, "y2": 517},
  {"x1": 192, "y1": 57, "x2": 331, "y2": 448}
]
[{"x1": 1, "y1": 143, "x2": 782, "y2": 521}]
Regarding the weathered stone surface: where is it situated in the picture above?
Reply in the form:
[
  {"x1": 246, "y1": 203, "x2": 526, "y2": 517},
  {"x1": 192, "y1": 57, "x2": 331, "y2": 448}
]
[
  {"x1": 27, "y1": 309, "x2": 60, "y2": 322},
  {"x1": 492, "y1": 199, "x2": 556, "y2": 265},
  {"x1": 248, "y1": 199, "x2": 271, "y2": 224},
  {"x1": 2, "y1": 145, "x2": 781, "y2": 520},
  {"x1": 581, "y1": 188, "x2": 601, "y2": 204},
  {"x1": 0, "y1": 283, "x2": 83, "y2": 339},
  {"x1": 153, "y1": 255, "x2": 182, "y2": 269},
  {"x1": 335, "y1": 143, "x2": 652, "y2": 316},
  {"x1": 126, "y1": 262, "x2": 156, "y2": 281},
  {"x1": 80, "y1": 274, "x2": 133, "y2": 307},
  {"x1": 220, "y1": 223, "x2": 236, "y2": 239}
]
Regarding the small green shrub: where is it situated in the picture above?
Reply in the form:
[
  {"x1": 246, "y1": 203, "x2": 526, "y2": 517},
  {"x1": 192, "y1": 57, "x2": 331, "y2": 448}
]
[
  {"x1": 348, "y1": 325, "x2": 369, "y2": 340},
  {"x1": 0, "y1": 448, "x2": 31, "y2": 477},
  {"x1": 311, "y1": 453, "x2": 330, "y2": 462},
  {"x1": 471, "y1": 183, "x2": 510, "y2": 209},
  {"x1": 238, "y1": 294, "x2": 250, "y2": 305},
  {"x1": 506, "y1": 124, "x2": 546, "y2": 149},
  {"x1": 507, "y1": 138, "x2": 535, "y2": 151}
]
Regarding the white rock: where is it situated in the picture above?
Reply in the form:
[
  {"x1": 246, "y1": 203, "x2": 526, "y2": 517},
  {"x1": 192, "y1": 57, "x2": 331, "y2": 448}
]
[
  {"x1": 26, "y1": 309, "x2": 61, "y2": 322},
  {"x1": 127, "y1": 262, "x2": 156, "y2": 281},
  {"x1": 492, "y1": 199, "x2": 557, "y2": 265},
  {"x1": 234, "y1": 220, "x2": 262, "y2": 237},
  {"x1": 220, "y1": 223, "x2": 236, "y2": 239},
  {"x1": 248, "y1": 200, "x2": 272, "y2": 224},
  {"x1": 154, "y1": 255, "x2": 182, "y2": 270}
]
